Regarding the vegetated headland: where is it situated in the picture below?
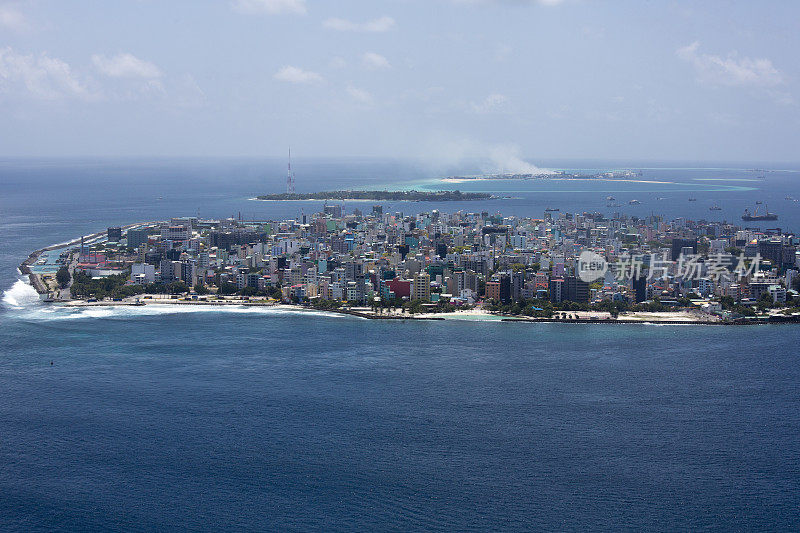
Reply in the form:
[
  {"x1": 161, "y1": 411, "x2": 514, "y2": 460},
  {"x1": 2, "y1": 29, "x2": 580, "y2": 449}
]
[{"x1": 256, "y1": 190, "x2": 493, "y2": 201}]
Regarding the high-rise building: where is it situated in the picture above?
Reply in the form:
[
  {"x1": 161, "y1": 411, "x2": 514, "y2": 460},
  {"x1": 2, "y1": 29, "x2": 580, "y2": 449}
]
[
  {"x1": 499, "y1": 274, "x2": 511, "y2": 303},
  {"x1": 549, "y1": 278, "x2": 564, "y2": 302},
  {"x1": 324, "y1": 205, "x2": 343, "y2": 218},
  {"x1": 159, "y1": 259, "x2": 176, "y2": 282},
  {"x1": 632, "y1": 274, "x2": 647, "y2": 303},
  {"x1": 126, "y1": 228, "x2": 149, "y2": 249},
  {"x1": 485, "y1": 281, "x2": 500, "y2": 301},
  {"x1": 671, "y1": 238, "x2": 697, "y2": 261},
  {"x1": 412, "y1": 272, "x2": 431, "y2": 301},
  {"x1": 511, "y1": 271, "x2": 525, "y2": 300},
  {"x1": 564, "y1": 276, "x2": 589, "y2": 303},
  {"x1": 758, "y1": 240, "x2": 784, "y2": 271},
  {"x1": 161, "y1": 225, "x2": 190, "y2": 243},
  {"x1": 107, "y1": 227, "x2": 122, "y2": 242}
]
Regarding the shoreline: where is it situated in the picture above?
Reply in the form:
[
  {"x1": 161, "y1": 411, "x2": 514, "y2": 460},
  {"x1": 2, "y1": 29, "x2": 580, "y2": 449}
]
[
  {"x1": 439, "y1": 177, "x2": 676, "y2": 185},
  {"x1": 15, "y1": 226, "x2": 800, "y2": 327},
  {"x1": 47, "y1": 295, "x2": 800, "y2": 325}
]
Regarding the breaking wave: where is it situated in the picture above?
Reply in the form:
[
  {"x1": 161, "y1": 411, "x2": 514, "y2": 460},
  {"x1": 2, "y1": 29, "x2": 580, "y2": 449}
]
[
  {"x1": 2, "y1": 280, "x2": 354, "y2": 321},
  {"x1": 2, "y1": 279, "x2": 41, "y2": 309},
  {"x1": 18, "y1": 305, "x2": 354, "y2": 322}
]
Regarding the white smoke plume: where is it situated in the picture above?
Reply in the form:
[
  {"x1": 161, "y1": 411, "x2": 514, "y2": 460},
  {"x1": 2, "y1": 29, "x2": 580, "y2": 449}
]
[
  {"x1": 418, "y1": 136, "x2": 555, "y2": 175},
  {"x1": 485, "y1": 144, "x2": 554, "y2": 174}
]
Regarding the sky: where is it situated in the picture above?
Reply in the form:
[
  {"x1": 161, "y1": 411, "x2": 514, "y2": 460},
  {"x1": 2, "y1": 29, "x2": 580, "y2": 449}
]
[{"x1": 0, "y1": 0, "x2": 798, "y2": 166}]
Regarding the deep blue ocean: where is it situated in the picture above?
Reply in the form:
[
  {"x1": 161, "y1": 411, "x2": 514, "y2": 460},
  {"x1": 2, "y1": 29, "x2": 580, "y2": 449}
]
[{"x1": 1, "y1": 158, "x2": 799, "y2": 531}]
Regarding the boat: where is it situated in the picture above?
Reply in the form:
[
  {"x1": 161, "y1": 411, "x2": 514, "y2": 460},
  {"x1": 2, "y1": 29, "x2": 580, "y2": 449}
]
[
  {"x1": 709, "y1": 204, "x2": 722, "y2": 211},
  {"x1": 606, "y1": 196, "x2": 615, "y2": 201},
  {"x1": 544, "y1": 207, "x2": 559, "y2": 212},
  {"x1": 688, "y1": 197, "x2": 697, "y2": 201},
  {"x1": 629, "y1": 199, "x2": 640, "y2": 205},
  {"x1": 742, "y1": 205, "x2": 778, "y2": 221},
  {"x1": 756, "y1": 201, "x2": 763, "y2": 204}
]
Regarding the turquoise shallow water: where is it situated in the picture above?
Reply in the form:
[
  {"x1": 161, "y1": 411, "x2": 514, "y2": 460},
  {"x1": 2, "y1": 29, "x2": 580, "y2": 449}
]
[{"x1": 1, "y1": 158, "x2": 800, "y2": 531}]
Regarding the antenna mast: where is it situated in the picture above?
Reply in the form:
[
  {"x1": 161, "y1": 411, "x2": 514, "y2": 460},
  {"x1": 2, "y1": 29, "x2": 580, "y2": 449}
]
[{"x1": 287, "y1": 147, "x2": 296, "y2": 194}]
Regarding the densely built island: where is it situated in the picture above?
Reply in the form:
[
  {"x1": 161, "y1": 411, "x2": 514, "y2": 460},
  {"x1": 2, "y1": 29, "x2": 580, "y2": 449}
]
[
  {"x1": 256, "y1": 190, "x2": 493, "y2": 201},
  {"x1": 19, "y1": 202, "x2": 800, "y2": 324}
]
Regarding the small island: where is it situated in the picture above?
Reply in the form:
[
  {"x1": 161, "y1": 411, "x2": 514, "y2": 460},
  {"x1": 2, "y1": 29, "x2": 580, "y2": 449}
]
[
  {"x1": 256, "y1": 190, "x2": 493, "y2": 201},
  {"x1": 15, "y1": 205, "x2": 800, "y2": 325}
]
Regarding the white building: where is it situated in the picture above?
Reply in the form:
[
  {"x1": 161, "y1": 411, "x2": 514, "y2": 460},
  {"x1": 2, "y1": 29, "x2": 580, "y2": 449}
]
[{"x1": 131, "y1": 263, "x2": 156, "y2": 284}]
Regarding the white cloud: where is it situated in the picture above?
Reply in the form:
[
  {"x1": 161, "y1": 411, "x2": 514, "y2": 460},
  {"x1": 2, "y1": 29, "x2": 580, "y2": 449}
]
[
  {"x1": 135, "y1": 79, "x2": 167, "y2": 99},
  {"x1": 0, "y1": 3, "x2": 26, "y2": 31},
  {"x1": 362, "y1": 52, "x2": 390, "y2": 70},
  {"x1": 452, "y1": 0, "x2": 565, "y2": 5},
  {"x1": 92, "y1": 53, "x2": 161, "y2": 79},
  {"x1": 470, "y1": 93, "x2": 507, "y2": 113},
  {"x1": 323, "y1": 16, "x2": 395, "y2": 32},
  {"x1": 232, "y1": 0, "x2": 306, "y2": 15},
  {"x1": 0, "y1": 47, "x2": 196, "y2": 104},
  {"x1": 677, "y1": 42, "x2": 783, "y2": 87},
  {"x1": 0, "y1": 47, "x2": 93, "y2": 100},
  {"x1": 347, "y1": 85, "x2": 374, "y2": 106},
  {"x1": 328, "y1": 56, "x2": 347, "y2": 69},
  {"x1": 274, "y1": 65, "x2": 323, "y2": 84}
]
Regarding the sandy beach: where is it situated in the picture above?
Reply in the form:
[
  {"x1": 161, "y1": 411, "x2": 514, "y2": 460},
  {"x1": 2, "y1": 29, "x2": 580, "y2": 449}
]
[
  {"x1": 439, "y1": 177, "x2": 676, "y2": 185},
  {"x1": 54, "y1": 295, "x2": 735, "y2": 324}
]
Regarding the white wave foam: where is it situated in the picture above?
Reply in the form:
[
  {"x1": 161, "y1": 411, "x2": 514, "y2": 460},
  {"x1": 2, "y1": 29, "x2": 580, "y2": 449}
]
[
  {"x1": 2, "y1": 279, "x2": 42, "y2": 309},
  {"x1": 2, "y1": 275, "x2": 357, "y2": 321},
  {"x1": 5, "y1": 296, "x2": 353, "y2": 321}
]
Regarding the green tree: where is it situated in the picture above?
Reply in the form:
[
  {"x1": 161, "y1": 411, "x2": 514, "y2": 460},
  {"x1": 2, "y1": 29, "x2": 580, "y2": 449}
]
[
  {"x1": 218, "y1": 282, "x2": 239, "y2": 295},
  {"x1": 194, "y1": 284, "x2": 209, "y2": 295},
  {"x1": 719, "y1": 296, "x2": 735, "y2": 310},
  {"x1": 240, "y1": 286, "x2": 258, "y2": 297},
  {"x1": 757, "y1": 291, "x2": 774, "y2": 310},
  {"x1": 56, "y1": 266, "x2": 71, "y2": 288},
  {"x1": 166, "y1": 281, "x2": 189, "y2": 295}
]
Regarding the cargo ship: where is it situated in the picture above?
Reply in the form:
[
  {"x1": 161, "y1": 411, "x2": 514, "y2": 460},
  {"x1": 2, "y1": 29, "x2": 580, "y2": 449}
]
[{"x1": 742, "y1": 205, "x2": 778, "y2": 221}]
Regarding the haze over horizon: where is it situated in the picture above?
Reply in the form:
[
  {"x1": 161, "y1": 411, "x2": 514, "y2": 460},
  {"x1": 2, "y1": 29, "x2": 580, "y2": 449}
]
[{"x1": 1, "y1": 0, "x2": 798, "y2": 166}]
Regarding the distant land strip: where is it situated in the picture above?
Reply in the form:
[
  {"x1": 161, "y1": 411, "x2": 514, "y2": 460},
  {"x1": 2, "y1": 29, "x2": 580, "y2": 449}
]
[{"x1": 256, "y1": 190, "x2": 493, "y2": 201}]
